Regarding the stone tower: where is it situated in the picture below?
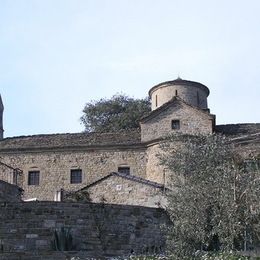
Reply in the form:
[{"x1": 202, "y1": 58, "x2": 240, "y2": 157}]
[
  {"x1": 149, "y1": 77, "x2": 210, "y2": 111},
  {"x1": 0, "y1": 94, "x2": 4, "y2": 139}
]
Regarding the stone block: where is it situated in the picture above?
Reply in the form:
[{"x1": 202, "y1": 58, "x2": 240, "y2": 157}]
[
  {"x1": 43, "y1": 220, "x2": 56, "y2": 228},
  {"x1": 26, "y1": 234, "x2": 38, "y2": 239}
]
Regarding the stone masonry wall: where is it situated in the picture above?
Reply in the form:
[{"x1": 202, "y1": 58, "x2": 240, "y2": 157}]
[
  {"x1": 151, "y1": 84, "x2": 208, "y2": 110},
  {"x1": 0, "y1": 202, "x2": 170, "y2": 258},
  {"x1": 145, "y1": 134, "x2": 260, "y2": 186},
  {"x1": 141, "y1": 100, "x2": 213, "y2": 142},
  {"x1": 0, "y1": 180, "x2": 22, "y2": 202},
  {"x1": 87, "y1": 175, "x2": 167, "y2": 207},
  {"x1": 0, "y1": 148, "x2": 147, "y2": 201},
  {"x1": 0, "y1": 163, "x2": 18, "y2": 186},
  {"x1": 146, "y1": 144, "x2": 166, "y2": 184}
]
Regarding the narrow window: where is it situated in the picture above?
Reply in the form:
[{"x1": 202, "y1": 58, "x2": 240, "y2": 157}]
[
  {"x1": 197, "y1": 91, "x2": 200, "y2": 106},
  {"x1": 70, "y1": 169, "x2": 82, "y2": 184},
  {"x1": 155, "y1": 95, "x2": 158, "y2": 107},
  {"x1": 28, "y1": 171, "x2": 40, "y2": 186},
  {"x1": 171, "y1": 120, "x2": 180, "y2": 130},
  {"x1": 118, "y1": 167, "x2": 130, "y2": 175},
  {"x1": 175, "y1": 89, "x2": 178, "y2": 96}
]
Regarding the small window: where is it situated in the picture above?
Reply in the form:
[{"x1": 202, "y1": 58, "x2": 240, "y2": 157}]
[
  {"x1": 171, "y1": 120, "x2": 180, "y2": 130},
  {"x1": 28, "y1": 171, "x2": 40, "y2": 186},
  {"x1": 70, "y1": 169, "x2": 82, "y2": 184},
  {"x1": 118, "y1": 167, "x2": 130, "y2": 175},
  {"x1": 197, "y1": 91, "x2": 200, "y2": 106},
  {"x1": 175, "y1": 89, "x2": 178, "y2": 96},
  {"x1": 155, "y1": 95, "x2": 158, "y2": 107}
]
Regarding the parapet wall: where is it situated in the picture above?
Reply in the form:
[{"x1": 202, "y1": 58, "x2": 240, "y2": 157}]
[
  {"x1": 0, "y1": 202, "x2": 170, "y2": 258},
  {"x1": 0, "y1": 180, "x2": 23, "y2": 202}
]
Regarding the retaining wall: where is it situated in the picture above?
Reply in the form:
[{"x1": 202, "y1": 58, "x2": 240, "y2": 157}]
[{"x1": 0, "y1": 201, "x2": 169, "y2": 259}]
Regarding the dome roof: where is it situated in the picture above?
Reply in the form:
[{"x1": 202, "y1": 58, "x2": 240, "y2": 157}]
[{"x1": 149, "y1": 78, "x2": 210, "y2": 97}]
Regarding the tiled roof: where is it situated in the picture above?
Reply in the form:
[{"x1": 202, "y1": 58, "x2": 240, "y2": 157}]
[
  {"x1": 0, "y1": 129, "x2": 142, "y2": 151},
  {"x1": 149, "y1": 78, "x2": 210, "y2": 97},
  {"x1": 215, "y1": 124, "x2": 260, "y2": 136},
  {"x1": 0, "y1": 122, "x2": 258, "y2": 152},
  {"x1": 82, "y1": 172, "x2": 165, "y2": 190},
  {"x1": 140, "y1": 96, "x2": 214, "y2": 123},
  {"x1": 215, "y1": 124, "x2": 260, "y2": 148}
]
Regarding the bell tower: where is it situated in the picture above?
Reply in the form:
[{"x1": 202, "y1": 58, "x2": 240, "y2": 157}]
[{"x1": 0, "y1": 94, "x2": 4, "y2": 139}]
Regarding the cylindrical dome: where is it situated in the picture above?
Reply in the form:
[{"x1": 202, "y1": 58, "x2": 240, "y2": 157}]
[{"x1": 149, "y1": 78, "x2": 210, "y2": 111}]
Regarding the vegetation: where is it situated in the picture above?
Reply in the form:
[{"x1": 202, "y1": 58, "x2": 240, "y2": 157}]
[
  {"x1": 159, "y1": 134, "x2": 260, "y2": 259},
  {"x1": 81, "y1": 94, "x2": 151, "y2": 132},
  {"x1": 63, "y1": 189, "x2": 91, "y2": 202},
  {"x1": 51, "y1": 227, "x2": 74, "y2": 251},
  {"x1": 123, "y1": 254, "x2": 252, "y2": 260}
]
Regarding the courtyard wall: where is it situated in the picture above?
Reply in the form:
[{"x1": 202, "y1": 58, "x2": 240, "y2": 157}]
[{"x1": 0, "y1": 201, "x2": 169, "y2": 258}]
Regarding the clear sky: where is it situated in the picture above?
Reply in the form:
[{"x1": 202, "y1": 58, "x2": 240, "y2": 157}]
[{"x1": 0, "y1": 0, "x2": 259, "y2": 137}]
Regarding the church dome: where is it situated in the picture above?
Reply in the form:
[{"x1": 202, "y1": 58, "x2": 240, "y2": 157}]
[{"x1": 149, "y1": 78, "x2": 210, "y2": 111}]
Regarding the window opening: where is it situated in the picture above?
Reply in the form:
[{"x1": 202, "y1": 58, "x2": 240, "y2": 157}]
[
  {"x1": 171, "y1": 120, "x2": 180, "y2": 130},
  {"x1": 28, "y1": 171, "x2": 40, "y2": 185},
  {"x1": 70, "y1": 169, "x2": 82, "y2": 184},
  {"x1": 197, "y1": 91, "x2": 200, "y2": 106},
  {"x1": 118, "y1": 167, "x2": 130, "y2": 175}
]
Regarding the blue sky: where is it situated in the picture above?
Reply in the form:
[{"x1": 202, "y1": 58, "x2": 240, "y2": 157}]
[{"x1": 0, "y1": 0, "x2": 259, "y2": 137}]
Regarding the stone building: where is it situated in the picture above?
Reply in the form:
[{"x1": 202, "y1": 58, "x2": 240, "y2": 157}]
[{"x1": 0, "y1": 78, "x2": 259, "y2": 207}]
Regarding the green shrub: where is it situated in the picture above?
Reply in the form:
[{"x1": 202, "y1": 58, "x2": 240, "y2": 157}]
[{"x1": 51, "y1": 226, "x2": 74, "y2": 251}]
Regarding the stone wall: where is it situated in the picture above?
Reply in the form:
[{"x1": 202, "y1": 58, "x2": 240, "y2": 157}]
[
  {"x1": 0, "y1": 202, "x2": 170, "y2": 258},
  {"x1": 0, "y1": 122, "x2": 258, "y2": 204},
  {"x1": 0, "y1": 180, "x2": 23, "y2": 202},
  {"x1": 145, "y1": 144, "x2": 165, "y2": 184},
  {"x1": 141, "y1": 99, "x2": 213, "y2": 142},
  {"x1": 0, "y1": 148, "x2": 147, "y2": 201},
  {"x1": 146, "y1": 142, "x2": 185, "y2": 186},
  {"x1": 85, "y1": 174, "x2": 167, "y2": 207},
  {"x1": 150, "y1": 82, "x2": 208, "y2": 110}
]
